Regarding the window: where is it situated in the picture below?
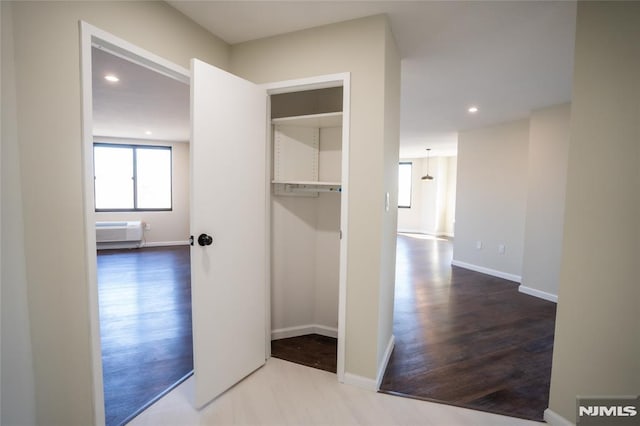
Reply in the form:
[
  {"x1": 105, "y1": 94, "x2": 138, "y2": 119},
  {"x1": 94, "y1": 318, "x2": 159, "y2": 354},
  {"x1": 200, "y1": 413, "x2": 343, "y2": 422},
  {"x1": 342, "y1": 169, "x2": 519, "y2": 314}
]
[
  {"x1": 398, "y1": 162, "x2": 412, "y2": 208},
  {"x1": 94, "y1": 143, "x2": 172, "y2": 211}
]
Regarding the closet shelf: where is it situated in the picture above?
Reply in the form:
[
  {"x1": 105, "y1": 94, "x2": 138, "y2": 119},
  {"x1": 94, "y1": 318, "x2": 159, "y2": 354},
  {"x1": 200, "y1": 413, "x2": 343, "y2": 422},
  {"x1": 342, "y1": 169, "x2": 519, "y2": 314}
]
[
  {"x1": 271, "y1": 112, "x2": 342, "y2": 128},
  {"x1": 272, "y1": 180, "x2": 342, "y2": 194}
]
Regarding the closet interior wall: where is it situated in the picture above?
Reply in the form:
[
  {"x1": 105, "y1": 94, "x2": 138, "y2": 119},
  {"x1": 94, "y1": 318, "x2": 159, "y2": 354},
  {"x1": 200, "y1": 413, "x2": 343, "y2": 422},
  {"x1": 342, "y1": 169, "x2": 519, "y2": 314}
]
[{"x1": 270, "y1": 88, "x2": 343, "y2": 341}]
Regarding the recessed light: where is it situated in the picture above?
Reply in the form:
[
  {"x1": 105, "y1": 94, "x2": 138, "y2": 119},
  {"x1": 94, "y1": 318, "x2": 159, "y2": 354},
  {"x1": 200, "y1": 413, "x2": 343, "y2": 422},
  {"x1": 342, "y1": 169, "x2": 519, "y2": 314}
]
[
  {"x1": 104, "y1": 74, "x2": 119, "y2": 83},
  {"x1": 145, "y1": 131, "x2": 152, "y2": 135},
  {"x1": 468, "y1": 106, "x2": 479, "y2": 113}
]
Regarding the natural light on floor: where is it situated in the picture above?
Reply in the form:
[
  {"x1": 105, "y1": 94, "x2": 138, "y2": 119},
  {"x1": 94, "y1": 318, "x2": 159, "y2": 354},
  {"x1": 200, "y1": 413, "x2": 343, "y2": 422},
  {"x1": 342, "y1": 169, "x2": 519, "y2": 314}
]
[{"x1": 398, "y1": 232, "x2": 449, "y2": 242}]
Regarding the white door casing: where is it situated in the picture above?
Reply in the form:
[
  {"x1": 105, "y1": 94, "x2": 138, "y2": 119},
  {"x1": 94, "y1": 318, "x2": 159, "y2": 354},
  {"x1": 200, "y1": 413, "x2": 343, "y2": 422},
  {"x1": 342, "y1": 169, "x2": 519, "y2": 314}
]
[
  {"x1": 82, "y1": 22, "x2": 346, "y2": 420},
  {"x1": 190, "y1": 59, "x2": 268, "y2": 408}
]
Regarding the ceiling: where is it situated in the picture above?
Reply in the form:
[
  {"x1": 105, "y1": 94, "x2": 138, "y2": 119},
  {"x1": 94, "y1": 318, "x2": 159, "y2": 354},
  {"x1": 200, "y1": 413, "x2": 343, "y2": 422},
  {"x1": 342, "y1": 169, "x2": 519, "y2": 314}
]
[
  {"x1": 93, "y1": 1, "x2": 577, "y2": 157},
  {"x1": 92, "y1": 47, "x2": 190, "y2": 142}
]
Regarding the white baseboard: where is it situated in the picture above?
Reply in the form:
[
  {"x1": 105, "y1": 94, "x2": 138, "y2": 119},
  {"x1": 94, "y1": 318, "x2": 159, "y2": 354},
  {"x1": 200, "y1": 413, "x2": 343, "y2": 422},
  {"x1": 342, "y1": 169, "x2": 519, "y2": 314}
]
[
  {"x1": 519, "y1": 285, "x2": 558, "y2": 303},
  {"x1": 343, "y1": 372, "x2": 377, "y2": 391},
  {"x1": 271, "y1": 324, "x2": 338, "y2": 340},
  {"x1": 397, "y1": 228, "x2": 427, "y2": 234},
  {"x1": 141, "y1": 240, "x2": 190, "y2": 248},
  {"x1": 544, "y1": 408, "x2": 574, "y2": 426},
  {"x1": 398, "y1": 230, "x2": 454, "y2": 238},
  {"x1": 376, "y1": 335, "x2": 395, "y2": 390},
  {"x1": 342, "y1": 335, "x2": 395, "y2": 392},
  {"x1": 97, "y1": 241, "x2": 141, "y2": 250},
  {"x1": 451, "y1": 259, "x2": 522, "y2": 283}
]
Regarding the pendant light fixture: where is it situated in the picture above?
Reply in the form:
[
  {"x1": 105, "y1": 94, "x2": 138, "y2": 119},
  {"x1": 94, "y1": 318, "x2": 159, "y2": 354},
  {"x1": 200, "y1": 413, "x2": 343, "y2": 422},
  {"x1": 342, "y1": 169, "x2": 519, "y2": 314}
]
[{"x1": 421, "y1": 148, "x2": 434, "y2": 181}]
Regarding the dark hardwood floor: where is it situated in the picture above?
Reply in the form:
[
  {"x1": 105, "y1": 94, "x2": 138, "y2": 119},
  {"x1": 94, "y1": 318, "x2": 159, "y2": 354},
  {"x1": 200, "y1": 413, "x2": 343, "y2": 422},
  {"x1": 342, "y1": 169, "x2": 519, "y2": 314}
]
[
  {"x1": 271, "y1": 334, "x2": 337, "y2": 373},
  {"x1": 380, "y1": 233, "x2": 556, "y2": 421},
  {"x1": 98, "y1": 246, "x2": 193, "y2": 426}
]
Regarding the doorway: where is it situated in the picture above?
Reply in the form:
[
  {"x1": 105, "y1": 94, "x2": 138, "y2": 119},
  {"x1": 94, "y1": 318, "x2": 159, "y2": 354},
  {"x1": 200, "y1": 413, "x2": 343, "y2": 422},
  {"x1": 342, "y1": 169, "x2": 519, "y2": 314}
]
[
  {"x1": 266, "y1": 87, "x2": 345, "y2": 374},
  {"x1": 82, "y1": 23, "x2": 351, "y2": 420},
  {"x1": 81, "y1": 23, "x2": 193, "y2": 424}
]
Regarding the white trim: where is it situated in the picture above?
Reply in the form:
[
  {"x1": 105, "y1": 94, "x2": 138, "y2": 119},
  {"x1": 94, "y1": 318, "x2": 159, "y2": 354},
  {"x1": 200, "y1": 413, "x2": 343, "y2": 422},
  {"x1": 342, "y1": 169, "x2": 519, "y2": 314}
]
[
  {"x1": 262, "y1": 73, "x2": 347, "y2": 94},
  {"x1": 141, "y1": 240, "x2": 190, "y2": 248},
  {"x1": 451, "y1": 259, "x2": 522, "y2": 283},
  {"x1": 84, "y1": 23, "x2": 189, "y2": 84},
  {"x1": 544, "y1": 408, "x2": 574, "y2": 426},
  {"x1": 397, "y1": 228, "x2": 428, "y2": 234},
  {"x1": 342, "y1": 373, "x2": 377, "y2": 391},
  {"x1": 397, "y1": 229, "x2": 454, "y2": 238},
  {"x1": 337, "y1": 74, "x2": 350, "y2": 386},
  {"x1": 313, "y1": 325, "x2": 339, "y2": 338},
  {"x1": 518, "y1": 285, "x2": 558, "y2": 303},
  {"x1": 80, "y1": 21, "x2": 191, "y2": 426},
  {"x1": 93, "y1": 136, "x2": 188, "y2": 145},
  {"x1": 271, "y1": 324, "x2": 338, "y2": 340},
  {"x1": 376, "y1": 335, "x2": 395, "y2": 390},
  {"x1": 80, "y1": 21, "x2": 105, "y2": 426},
  {"x1": 264, "y1": 88, "x2": 272, "y2": 362},
  {"x1": 262, "y1": 73, "x2": 350, "y2": 385}
]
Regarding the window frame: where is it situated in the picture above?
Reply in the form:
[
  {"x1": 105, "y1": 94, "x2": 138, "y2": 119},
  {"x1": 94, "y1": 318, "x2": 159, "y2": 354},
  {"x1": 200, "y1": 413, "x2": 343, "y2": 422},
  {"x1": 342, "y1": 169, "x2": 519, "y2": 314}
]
[
  {"x1": 93, "y1": 142, "x2": 173, "y2": 212},
  {"x1": 398, "y1": 161, "x2": 413, "y2": 209}
]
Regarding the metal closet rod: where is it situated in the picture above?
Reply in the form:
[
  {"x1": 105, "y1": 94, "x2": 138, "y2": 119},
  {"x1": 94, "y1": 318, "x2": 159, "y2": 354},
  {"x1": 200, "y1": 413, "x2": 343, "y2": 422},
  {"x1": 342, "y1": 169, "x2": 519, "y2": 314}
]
[{"x1": 285, "y1": 184, "x2": 342, "y2": 193}]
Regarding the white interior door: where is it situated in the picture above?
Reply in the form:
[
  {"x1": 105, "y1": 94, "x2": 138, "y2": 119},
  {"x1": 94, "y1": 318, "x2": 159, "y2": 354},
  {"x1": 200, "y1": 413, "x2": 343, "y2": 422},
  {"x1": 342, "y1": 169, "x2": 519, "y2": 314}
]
[{"x1": 190, "y1": 58, "x2": 267, "y2": 408}]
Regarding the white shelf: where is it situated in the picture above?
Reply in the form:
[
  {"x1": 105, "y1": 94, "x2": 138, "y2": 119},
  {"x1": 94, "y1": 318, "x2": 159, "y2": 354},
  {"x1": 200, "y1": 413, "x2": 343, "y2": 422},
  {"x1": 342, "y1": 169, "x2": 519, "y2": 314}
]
[
  {"x1": 272, "y1": 180, "x2": 342, "y2": 194},
  {"x1": 272, "y1": 180, "x2": 341, "y2": 186},
  {"x1": 272, "y1": 112, "x2": 342, "y2": 128}
]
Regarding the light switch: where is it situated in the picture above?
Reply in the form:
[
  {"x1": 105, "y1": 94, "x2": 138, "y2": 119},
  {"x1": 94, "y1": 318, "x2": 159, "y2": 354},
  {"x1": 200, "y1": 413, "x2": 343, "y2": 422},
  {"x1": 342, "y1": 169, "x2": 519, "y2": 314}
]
[
  {"x1": 385, "y1": 192, "x2": 390, "y2": 212},
  {"x1": 476, "y1": 240, "x2": 482, "y2": 250},
  {"x1": 498, "y1": 244, "x2": 506, "y2": 254}
]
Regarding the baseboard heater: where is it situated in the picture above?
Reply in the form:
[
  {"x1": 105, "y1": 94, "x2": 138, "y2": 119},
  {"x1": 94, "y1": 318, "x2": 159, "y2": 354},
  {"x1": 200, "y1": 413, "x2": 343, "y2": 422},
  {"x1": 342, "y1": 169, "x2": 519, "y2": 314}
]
[{"x1": 96, "y1": 221, "x2": 143, "y2": 250}]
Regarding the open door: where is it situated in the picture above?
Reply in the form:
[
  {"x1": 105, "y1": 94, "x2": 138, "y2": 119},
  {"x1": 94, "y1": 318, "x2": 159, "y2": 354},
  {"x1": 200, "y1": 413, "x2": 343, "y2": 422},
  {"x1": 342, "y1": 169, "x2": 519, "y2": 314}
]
[{"x1": 190, "y1": 59, "x2": 267, "y2": 408}]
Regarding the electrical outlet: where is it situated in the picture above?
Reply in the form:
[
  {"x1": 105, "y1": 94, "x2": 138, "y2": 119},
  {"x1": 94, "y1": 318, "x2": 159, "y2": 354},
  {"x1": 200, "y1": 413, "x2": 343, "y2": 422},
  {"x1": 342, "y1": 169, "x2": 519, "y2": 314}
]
[
  {"x1": 498, "y1": 244, "x2": 506, "y2": 254},
  {"x1": 144, "y1": 223, "x2": 151, "y2": 231}
]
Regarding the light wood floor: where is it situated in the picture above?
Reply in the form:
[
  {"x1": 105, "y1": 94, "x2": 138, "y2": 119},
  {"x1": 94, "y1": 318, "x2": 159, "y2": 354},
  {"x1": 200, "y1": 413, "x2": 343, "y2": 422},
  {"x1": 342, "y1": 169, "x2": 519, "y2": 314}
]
[{"x1": 129, "y1": 357, "x2": 542, "y2": 426}]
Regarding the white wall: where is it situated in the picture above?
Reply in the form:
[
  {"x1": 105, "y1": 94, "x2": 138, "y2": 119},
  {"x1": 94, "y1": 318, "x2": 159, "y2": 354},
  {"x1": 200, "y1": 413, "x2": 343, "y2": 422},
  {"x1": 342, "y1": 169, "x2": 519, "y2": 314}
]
[
  {"x1": 231, "y1": 15, "x2": 400, "y2": 383},
  {"x1": 94, "y1": 138, "x2": 190, "y2": 246},
  {"x1": 5, "y1": 2, "x2": 229, "y2": 424},
  {"x1": 270, "y1": 194, "x2": 341, "y2": 335},
  {"x1": 453, "y1": 119, "x2": 529, "y2": 281},
  {"x1": 314, "y1": 194, "x2": 341, "y2": 329},
  {"x1": 397, "y1": 158, "x2": 431, "y2": 233},
  {"x1": 397, "y1": 156, "x2": 457, "y2": 236},
  {"x1": 271, "y1": 197, "x2": 320, "y2": 331},
  {"x1": 271, "y1": 124, "x2": 341, "y2": 335},
  {"x1": 377, "y1": 23, "x2": 401, "y2": 379},
  {"x1": 1, "y1": 3, "x2": 36, "y2": 424},
  {"x1": 520, "y1": 104, "x2": 571, "y2": 301},
  {"x1": 444, "y1": 156, "x2": 458, "y2": 236},
  {"x1": 548, "y1": 2, "x2": 640, "y2": 423}
]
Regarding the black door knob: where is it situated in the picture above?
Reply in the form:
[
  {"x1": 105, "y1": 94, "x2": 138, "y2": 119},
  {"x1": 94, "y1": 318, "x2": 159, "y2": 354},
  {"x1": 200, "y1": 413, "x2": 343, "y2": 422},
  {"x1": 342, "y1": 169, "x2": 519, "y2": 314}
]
[{"x1": 197, "y1": 233, "x2": 213, "y2": 246}]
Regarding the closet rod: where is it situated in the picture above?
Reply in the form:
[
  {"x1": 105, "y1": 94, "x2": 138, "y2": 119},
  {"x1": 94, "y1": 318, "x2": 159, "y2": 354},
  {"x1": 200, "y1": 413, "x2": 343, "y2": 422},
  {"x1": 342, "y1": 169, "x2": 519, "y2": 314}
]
[{"x1": 284, "y1": 185, "x2": 341, "y2": 193}]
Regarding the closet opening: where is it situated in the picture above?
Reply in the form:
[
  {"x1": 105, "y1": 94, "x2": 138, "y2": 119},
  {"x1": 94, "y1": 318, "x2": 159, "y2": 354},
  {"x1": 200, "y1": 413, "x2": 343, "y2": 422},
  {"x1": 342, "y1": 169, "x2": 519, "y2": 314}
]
[{"x1": 267, "y1": 87, "x2": 344, "y2": 374}]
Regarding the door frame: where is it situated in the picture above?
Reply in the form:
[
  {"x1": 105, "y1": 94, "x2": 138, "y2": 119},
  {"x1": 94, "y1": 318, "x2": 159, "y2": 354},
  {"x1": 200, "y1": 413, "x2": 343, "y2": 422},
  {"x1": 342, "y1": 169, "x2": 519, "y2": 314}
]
[
  {"x1": 80, "y1": 22, "x2": 351, "y2": 423},
  {"x1": 79, "y1": 21, "x2": 190, "y2": 425},
  {"x1": 262, "y1": 75, "x2": 350, "y2": 382}
]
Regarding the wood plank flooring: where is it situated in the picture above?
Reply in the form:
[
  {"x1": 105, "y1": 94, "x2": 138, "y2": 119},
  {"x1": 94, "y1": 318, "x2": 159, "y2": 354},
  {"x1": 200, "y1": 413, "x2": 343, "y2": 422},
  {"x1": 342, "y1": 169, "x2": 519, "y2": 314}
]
[
  {"x1": 271, "y1": 334, "x2": 337, "y2": 373},
  {"x1": 379, "y1": 233, "x2": 556, "y2": 421},
  {"x1": 98, "y1": 246, "x2": 193, "y2": 426}
]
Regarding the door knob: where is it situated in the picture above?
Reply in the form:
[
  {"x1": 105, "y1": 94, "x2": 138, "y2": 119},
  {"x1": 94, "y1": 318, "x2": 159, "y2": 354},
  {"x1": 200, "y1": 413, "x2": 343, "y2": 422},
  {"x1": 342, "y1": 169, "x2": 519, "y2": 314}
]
[{"x1": 197, "y1": 233, "x2": 213, "y2": 246}]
